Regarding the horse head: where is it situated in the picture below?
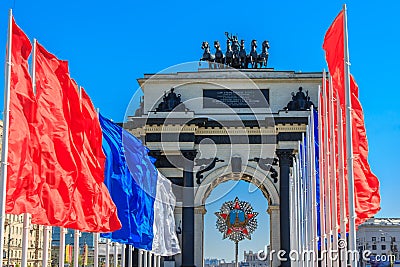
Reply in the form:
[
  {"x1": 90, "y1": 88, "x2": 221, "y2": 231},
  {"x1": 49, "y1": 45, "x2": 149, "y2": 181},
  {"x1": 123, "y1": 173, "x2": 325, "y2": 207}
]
[
  {"x1": 262, "y1": 40, "x2": 270, "y2": 50},
  {"x1": 251, "y1": 39, "x2": 257, "y2": 49},
  {"x1": 214, "y1": 40, "x2": 221, "y2": 50},
  {"x1": 202, "y1": 41, "x2": 211, "y2": 52}
]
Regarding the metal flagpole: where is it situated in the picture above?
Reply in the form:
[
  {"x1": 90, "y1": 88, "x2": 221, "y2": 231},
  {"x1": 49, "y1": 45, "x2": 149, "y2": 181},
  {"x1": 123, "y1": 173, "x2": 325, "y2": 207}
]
[
  {"x1": 306, "y1": 126, "x2": 313, "y2": 265},
  {"x1": 310, "y1": 106, "x2": 319, "y2": 267},
  {"x1": 105, "y1": 239, "x2": 110, "y2": 267},
  {"x1": 343, "y1": 4, "x2": 357, "y2": 267},
  {"x1": 328, "y1": 76, "x2": 339, "y2": 267},
  {"x1": 74, "y1": 230, "x2": 80, "y2": 267},
  {"x1": 292, "y1": 153, "x2": 300, "y2": 267},
  {"x1": 113, "y1": 243, "x2": 118, "y2": 267},
  {"x1": 0, "y1": 11, "x2": 13, "y2": 267},
  {"x1": 21, "y1": 214, "x2": 30, "y2": 267},
  {"x1": 299, "y1": 139, "x2": 307, "y2": 266},
  {"x1": 23, "y1": 38, "x2": 38, "y2": 267},
  {"x1": 94, "y1": 233, "x2": 99, "y2": 267},
  {"x1": 289, "y1": 155, "x2": 295, "y2": 267},
  {"x1": 157, "y1": 255, "x2": 161, "y2": 267},
  {"x1": 295, "y1": 153, "x2": 302, "y2": 267},
  {"x1": 337, "y1": 98, "x2": 347, "y2": 267},
  {"x1": 148, "y1": 252, "x2": 153, "y2": 267},
  {"x1": 143, "y1": 250, "x2": 148, "y2": 267},
  {"x1": 128, "y1": 245, "x2": 135, "y2": 267},
  {"x1": 121, "y1": 244, "x2": 125, "y2": 267},
  {"x1": 59, "y1": 228, "x2": 67, "y2": 267},
  {"x1": 235, "y1": 241, "x2": 239, "y2": 267},
  {"x1": 301, "y1": 133, "x2": 309, "y2": 265},
  {"x1": 318, "y1": 84, "x2": 327, "y2": 267},
  {"x1": 42, "y1": 226, "x2": 51, "y2": 267},
  {"x1": 298, "y1": 143, "x2": 305, "y2": 267},
  {"x1": 323, "y1": 71, "x2": 332, "y2": 267}
]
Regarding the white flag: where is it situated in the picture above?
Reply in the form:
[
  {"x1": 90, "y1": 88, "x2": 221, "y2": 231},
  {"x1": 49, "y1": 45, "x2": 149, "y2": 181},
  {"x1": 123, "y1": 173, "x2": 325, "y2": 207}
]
[{"x1": 151, "y1": 172, "x2": 181, "y2": 256}]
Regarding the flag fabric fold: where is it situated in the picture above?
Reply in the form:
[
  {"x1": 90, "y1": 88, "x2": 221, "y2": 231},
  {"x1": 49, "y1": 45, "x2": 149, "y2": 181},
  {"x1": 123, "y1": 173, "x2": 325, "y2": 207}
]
[
  {"x1": 99, "y1": 114, "x2": 181, "y2": 255},
  {"x1": 323, "y1": 9, "x2": 380, "y2": 227},
  {"x1": 152, "y1": 172, "x2": 181, "y2": 256},
  {"x1": 5, "y1": 18, "x2": 121, "y2": 233},
  {"x1": 99, "y1": 114, "x2": 157, "y2": 250},
  {"x1": 6, "y1": 18, "x2": 41, "y2": 215}
]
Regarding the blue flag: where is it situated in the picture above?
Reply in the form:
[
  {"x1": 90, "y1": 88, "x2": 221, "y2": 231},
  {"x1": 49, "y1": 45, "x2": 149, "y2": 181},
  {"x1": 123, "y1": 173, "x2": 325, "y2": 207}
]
[
  {"x1": 99, "y1": 114, "x2": 158, "y2": 250},
  {"x1": 313, "y1": 109, "x2": 321, "y2": 249}
]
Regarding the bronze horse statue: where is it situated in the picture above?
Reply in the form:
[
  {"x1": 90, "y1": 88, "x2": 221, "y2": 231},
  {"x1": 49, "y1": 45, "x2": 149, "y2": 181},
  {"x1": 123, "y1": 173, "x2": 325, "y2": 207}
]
[
  {"x1": 249, "y1": 40, "x2": 258, "y2": 68},
  {"x1": 200, "y1": 41, "x2": 215, "y2": 68},
  {"x1": 214, "y1": 40, "x2": 224, "y2": 67},
  {"x1": 257, "y1": 40, "x2": 269, "y2": 68},
  {"x1": 199, "y1": 34, "x2": 270, "y2": 69}
]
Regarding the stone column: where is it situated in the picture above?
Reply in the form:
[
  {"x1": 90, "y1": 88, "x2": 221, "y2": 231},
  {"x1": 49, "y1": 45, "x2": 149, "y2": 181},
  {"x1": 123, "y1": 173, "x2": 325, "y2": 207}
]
[
  {"x1": 267, "y1": 205, "x2": 280, "y2": 267},
  {"x1": 276, "y1": 149, "x2": 293, "y2": 267},
  {"x1": 181, "y1": 151, "x2": 197, "y2": 267}
]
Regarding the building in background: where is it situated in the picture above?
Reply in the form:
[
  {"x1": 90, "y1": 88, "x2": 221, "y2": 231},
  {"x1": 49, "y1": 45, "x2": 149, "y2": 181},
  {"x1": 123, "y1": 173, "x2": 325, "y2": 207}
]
[
  {"x1": 2, "y1": 214, "x2": 52, "y2": 267},
  {"x1": 51, "y1": 228, "x2": 95, "y2": 267},
  {"x1": 357, "y1": 218, "x2": 400, "y2": 266}
]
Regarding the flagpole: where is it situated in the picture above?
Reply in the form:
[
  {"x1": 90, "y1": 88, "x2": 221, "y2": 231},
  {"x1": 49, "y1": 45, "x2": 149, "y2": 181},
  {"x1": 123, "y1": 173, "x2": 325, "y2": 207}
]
[
  {"x1": 328, "y1": 76, "x2": 339, "y2": 267},
  {"x1": 292, "y1": 150, "x2": 300, "y2": 267},
  {"x1": 59, "y1": 228, "x2": 67, "y2": 267},
  {"x1": 144, "y1": 250, "x2": 148, "y2": 267},
  {"x1": 289, "y1": 155, "x2": 300, "y2": 265},
  {"x1": 30, "y1": 38, "x2": 51, "y2": 267},
  {"x1": 21, "y1": 214, "x2": 30, "y2": 267},
  {"x1": 42, "y1": 226, "x2": 51, "y2": 267},
  {"x1": 343, "y1": 4, "x2": 357, "y2": 267},
  {"x1": 318, "y1": 84, "x2": 327, "y2": 267},
  {"x1": 323, "y1": 71, "x2": 332, "y2": 267},
  {"x1": 129, "y1": 246, "x2": 134, "y2": 267},
  {"x1": 0, "y1": 10, "x2": 13, "y2": 267},
  {"x1": 337, "y1": 98, "x2": 347, "y2": 267},
  {"x1": 113, "y1": 243, "x2": 118, "y2": 267},
  {"x1": 121, "y1": 244, "x2": 125, "y2": 267},
  {"x1": 306, "y1": 125, "x2": 313, "y2": 264},
  {"x1": 105, "y1": 239, "x2": 110, "y2": 267},
  {"x1": 23, "y1": 35, "x2": 37, "y2": 267},
  {"x1": 310, "y1": 107, "x2": 319, "y2": 267},
  {"x1": 74, "y1": 230, "x2": 80, "y2": 267},
  {"x1": 94, "y1": 233, "x2": 99, "y2": 267},
  {"x1": 149, "y1": 252, "x2": 153, "y2": 267}
]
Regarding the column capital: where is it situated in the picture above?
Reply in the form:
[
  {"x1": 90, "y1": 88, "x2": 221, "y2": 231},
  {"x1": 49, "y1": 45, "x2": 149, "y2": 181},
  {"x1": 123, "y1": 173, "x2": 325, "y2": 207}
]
[
  {"x1": 194, "y1": 206, "x2": 207, "y2": 215},
  {"x1": 267, "y1": 205, "x2": 280, "y2": 214},
  {"x1": 276, "y1": 149, "x2": 294, "y2": 167}
]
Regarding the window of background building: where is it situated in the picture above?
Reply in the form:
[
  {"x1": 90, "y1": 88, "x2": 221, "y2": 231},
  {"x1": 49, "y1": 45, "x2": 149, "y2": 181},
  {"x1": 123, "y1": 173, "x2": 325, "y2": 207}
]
[
  {"x1": 372, "y1": 237, "x2": 377, "y2": 242},
  {"x1": 372, "y1": 245, "x2": 377, "y2": 250},
  {"x1": 381, "y1": 237, "x2": 386, "y2": 242},
  {"x1": 382, "y1": 245, "x2": 387, "y2": 250}
]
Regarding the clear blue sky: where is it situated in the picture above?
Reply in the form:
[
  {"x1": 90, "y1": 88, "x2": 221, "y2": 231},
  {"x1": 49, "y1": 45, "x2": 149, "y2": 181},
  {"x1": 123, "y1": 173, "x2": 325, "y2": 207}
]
[{"x1": 0, "y1": 0, "x2": 399, "y2": 262}]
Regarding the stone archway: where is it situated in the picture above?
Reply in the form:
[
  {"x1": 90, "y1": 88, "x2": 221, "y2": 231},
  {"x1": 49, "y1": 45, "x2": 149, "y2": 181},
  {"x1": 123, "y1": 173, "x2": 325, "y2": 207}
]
[{"x1": 193, "y1": 165, "x2": 280, "y2": 267}]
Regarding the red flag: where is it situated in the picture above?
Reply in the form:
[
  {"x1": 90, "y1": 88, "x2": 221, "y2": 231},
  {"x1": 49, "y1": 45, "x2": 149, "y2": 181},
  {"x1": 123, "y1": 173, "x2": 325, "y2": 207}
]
[
  {"x1": 33, "y1": 42, "x2": 121, "y2": 232},
  {"x1": 6, "y1": 18, "x2": 43, "y2": 215},
  {"x1": 350, "y1": 77, "x2": 380, "y2": 225},
  {"x1": 323, "y1": 11, "x2": 345, "y2": 107},
  {"x1": 323, "y1": 10, "x2": 380, "y2": 227}
]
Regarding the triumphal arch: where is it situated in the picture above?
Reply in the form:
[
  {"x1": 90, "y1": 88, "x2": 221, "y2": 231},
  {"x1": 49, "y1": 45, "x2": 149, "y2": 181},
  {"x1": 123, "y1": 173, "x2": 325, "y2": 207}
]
[{"x1": 125, "y1": 35, "x2": 321, "y2": 267}]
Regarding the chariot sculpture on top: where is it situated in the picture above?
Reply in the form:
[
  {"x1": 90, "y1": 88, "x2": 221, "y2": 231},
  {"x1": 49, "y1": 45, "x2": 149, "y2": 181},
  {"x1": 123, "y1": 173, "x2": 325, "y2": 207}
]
[{"x1": 200, "y1": 32, "x2": 270, "y2": 69}]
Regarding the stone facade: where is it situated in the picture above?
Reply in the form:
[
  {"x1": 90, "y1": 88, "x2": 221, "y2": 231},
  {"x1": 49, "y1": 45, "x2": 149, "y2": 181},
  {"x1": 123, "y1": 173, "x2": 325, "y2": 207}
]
[
  {"x1": 126, "y1": 68, "x2": 322, "y2": 267},
  {"x1": 357, "y1": 218, "x2": 400, "y2": 264}
]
